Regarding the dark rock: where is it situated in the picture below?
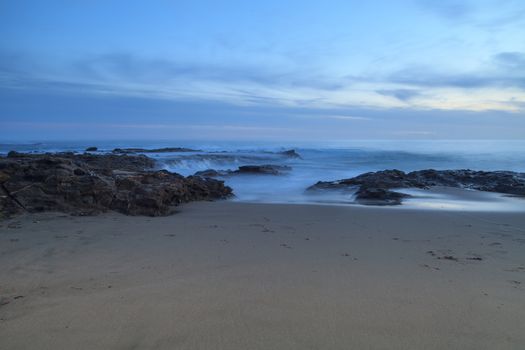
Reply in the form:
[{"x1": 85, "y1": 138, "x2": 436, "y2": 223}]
[
  {"x1": 279, "y1": 149, "x2": 302, "y2": 158},
  {"x1": 7, "y1": 151, "x2": 24, "y2": 158},
  {"x1": 194, "y1": 169, "x2": 231, "y2": 177},
  {"x1": 355, "y1": 187, "x2": 410, "y2": 206},
  {"x1": 85, "y1": 147, "x2": 98, "y2": 152},
  {"x1": 0, "y1": 153, "x2": 232, "y2": 217},
  {"x1": 308, "y1": 169, "x2": 525, "y2": 206},
  {"x1": 0, "y1": 171, "x2": 9, "y2": 183},
  {"x1": 234, "y1": 165, "x2": 292, "y2": 175},
  {"x1": 5, "y1": 152, "x2": 155, "y2": 172},
  {"x1": 112, "y1": 147, "x2": 199, "y2": 154},
  {"x1": 194, "y1": 164, "x2": 292, "y2": 177}
]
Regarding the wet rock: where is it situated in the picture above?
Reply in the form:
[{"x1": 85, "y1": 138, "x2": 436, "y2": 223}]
[
  {"x1": 308, "y1": 169, "x2": 525, "y2": 205},
  {"x1": 355, "y1": 187, "x2": 410, "y2": 206},
  {"x1": 0, "y1": 171, "x2": 9, "y2": 183},
  {"x1": 234, "y1": 165, "x2": 292, "y2": 175},
  {"x1": 6, "y1": 152, "x2": 156, "y2": 172},
  {"x1": 279, "y1": 149, "x2": 302, "y2": 158},
  {"x1": 0, "y1": 153, "x2": 232, "y2": 217},
  {"x1": 85, "y1": 147, "x2": 98, "y2": 152},
  {"x1": 194, "y1": 169, "x2": 231, "y2": 177},
  {"x1": 7, "y1": 151, "x2": 24, "y2": 158},
  {"x1": 194, "y1": 164, "x2": 292, "y2": 177}
]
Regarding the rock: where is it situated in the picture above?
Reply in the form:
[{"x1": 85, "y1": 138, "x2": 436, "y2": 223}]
[
  {"x1": 0, "y1": 153, "x2": 232, "y2": 217},
  {"x1": 308, "y1": 169, "x2": 525, "y2": 205},
  {"x1": 234, "y1": 165, "x2": 292, "y2": 175},
  {"x1": 279, "y1": 149, "x2": 302, "y2": 158},
  {"x1": 194, "y1": 164, "x2": 292, "y2": 177},
  {"x1": 112, "y1": 147, "x2": 200, "y2": 154},
  {"x1": 6, "y1": 152, "x2": 156, "y2": 172},
  {"x1": 354, "y1": 187, "x2": 410, "y2": 206},
  {"x1": 85, "y1": 147, "x2": 98, "y2": 152},
  {"x1": 7, "y1": 151, "x2": 24, "y2": 158},
  {"x1": 194, "y1": 169, "x2": 230, "y2": 177},
  {"x1": 0, "y1": 171, "x2": 9, "y2": 183}
]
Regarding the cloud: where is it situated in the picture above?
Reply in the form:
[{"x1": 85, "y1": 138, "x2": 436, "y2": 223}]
[
  {"x1": 416, "y1": 0, "x2": 525, "y2": 30},
  {"x1": 494, "y1": 52, "x2": 525, "y2": 70},
  {"x1": 2, "y1": 84, "x2": 524, "y2": 141},
  {"x1": 416, "y1": 0, "x2": 473, "y2": 20},
  {"x1": 324, "y1": 115, "x2": 370, "y2": 121},
  {"x1": 376, "y1": 89, "x2": 421, "y2": 102},
  {"x1": 390, "y1": 130, "x2": 436, "y2": 136},
  {"x1": 477, "y1": 5, "x2": 525, "y2": 29},
  {"x1": 72, "y1": 52, "x2": 344, "y2": 91},
  {"x1": 388, "y1": 52, "x2": 525, "y2": 90},
  {"x1": 1, "y1": 49, "x2": 524, "y2": 114}
]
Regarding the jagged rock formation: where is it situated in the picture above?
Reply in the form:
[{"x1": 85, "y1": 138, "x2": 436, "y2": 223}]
[
  {"x1": 308, "y1": 169, "x2": 525, "y2": 205},
  {"x1": 0, "y1": 152, "x2": 232, "y2": 217}
]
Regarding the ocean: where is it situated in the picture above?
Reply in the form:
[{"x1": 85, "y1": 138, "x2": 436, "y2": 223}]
[{"x1": 2, "y1": 140, "x2": 525, "y2": 211}]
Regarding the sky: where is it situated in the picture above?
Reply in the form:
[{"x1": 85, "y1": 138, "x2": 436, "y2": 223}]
[{"x1": 1, "y1": 0, "x2": 524, "y2": 141}]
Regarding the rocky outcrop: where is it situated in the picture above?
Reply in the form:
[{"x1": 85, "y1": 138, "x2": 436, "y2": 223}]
[
  {"x1": 308, "y1": 169, "x2": 525, "y2": 205},
  {"x1": 279, "y1": 149, "x2": 302, "y2": 158},
  {"x1": 194, "y1": 164, "x2": 292, "y2": 178},
  {"x1": 112, "y1": 147, "x2": 199, "y2": 153},
  {"x1": 194, "y1": 169, "x2": 231, "y2": 177},
  {"x1": 235, "y1": 165, "x2": 292, "y2": 175},
  {"x1": 85, "y1": 146, "x2": 98, "y2": 152},
  {"x1": 0, "y1": 153, "x2": 232, "y2": 218},
  {"x1": 354, "y1": 187, "x2": 410, "y2": 206},
  {"x1": 7, "y1": 151, "x2": 156, "y2": 172}
]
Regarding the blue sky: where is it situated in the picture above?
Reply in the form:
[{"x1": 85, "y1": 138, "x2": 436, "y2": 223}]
[{"x1": 1, "y1": 0, "x2": 524, "y2": 140}]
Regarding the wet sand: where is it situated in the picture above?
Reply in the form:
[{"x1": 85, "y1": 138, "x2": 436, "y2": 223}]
[{"x1": 1, "y1": 202, "x2": 524, "y2": 349}]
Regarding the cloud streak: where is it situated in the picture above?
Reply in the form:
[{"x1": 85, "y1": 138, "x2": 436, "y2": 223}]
[
  {"x1": 416, "y1": 0, "x2": 473, "y2": 20},
  {"x1": 376, "y1": 89, "x2": 421, "y2": 102},
  {"x1": 1, "y1": 46, "x2": 525, "y2": 116},
  {"x1": 388, "y1": 52, "x2": 525, "y2": 90}
]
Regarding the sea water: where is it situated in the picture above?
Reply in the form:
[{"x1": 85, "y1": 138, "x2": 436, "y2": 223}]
[{"x1": 2, "y1": 140, "x2": 524, "y2": 211}]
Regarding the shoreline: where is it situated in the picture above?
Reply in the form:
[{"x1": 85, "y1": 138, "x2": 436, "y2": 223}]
[
  {"x1": 229, "y1": 186, "x2": 525, "y2": 212},
  {"x1": 1, "y1": 202, "x2": 524, "y2": 349},
  {"x1": 2, "y1": 151, "x2": 525, "y2": 217}
]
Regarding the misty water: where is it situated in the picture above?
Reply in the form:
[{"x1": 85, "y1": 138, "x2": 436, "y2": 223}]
[{"x1": 2, "y1": 140, "x2": 525, "y2": 211}]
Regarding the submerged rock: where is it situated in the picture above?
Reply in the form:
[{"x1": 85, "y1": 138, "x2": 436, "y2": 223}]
[
  {"x1": 308, "y1": 169, "x2": 525, "y2": 205},
  {"x1": 0, "y1": 152, "x2": 232, "y2": 217}
]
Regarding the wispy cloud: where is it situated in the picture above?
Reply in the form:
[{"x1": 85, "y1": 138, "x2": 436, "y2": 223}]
[
  {"x1": 416, "y1": 0, "x2": 473, "y2": 20},
  {"x1": 388, "y1": 52, "x2": 525, "y2": 90},
  {"x1": 72, "y1": 53, "x2": 345, "y2": 91},
  {"x1": 376, "y1": 89, "x2": 421, "y2": 102},
  {"x1": 390, "y1": 130, "x2": 436, "y2": 136},
  {"x1": 1, "y1": 49, "x2": 524, "y2": 113},
  {"x1": 494, "y1": 52, "x2": 525, "y2": 70},
  {"x1": 324, "y1": 115, "x2": 370, "y2": 121}
]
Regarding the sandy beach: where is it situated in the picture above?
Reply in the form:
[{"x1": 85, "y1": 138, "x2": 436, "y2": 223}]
[{"x1": 1, "y1": 202, "x2": 524, "y2": 349}]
